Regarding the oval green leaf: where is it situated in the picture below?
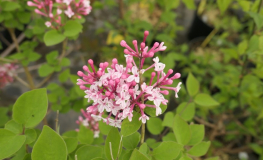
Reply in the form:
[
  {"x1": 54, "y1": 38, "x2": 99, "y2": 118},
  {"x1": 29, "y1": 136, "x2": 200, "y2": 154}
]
[
  {"x1": 186, "y1": 72, "x2": 199, "y2": 97},
  {"x1": 122, "y1": 132, "x2": 140, "y2": 149},
  {"x1": 105, "y1": 128, "x2": 122, "y2": 160},
  {"x1": 0, "y1": 129, "x2": 26, "y2": 159},
  {"x1": 44, "y1": 30, "x2": 66, "y2": 46},
  {"x1": 176, "y1": 102, "x2": 195, "y2": 121},
  {"x1": 130, "y1": 149, "x2": 149, "y2": 160},
  {"x1": 173, "y1": 114, "x2": 191, "y2": 145},
  {"x1": 194, "y1": 93, "x2": 220, "y2": 108},
  {"x1": 187, "y1": 141, "x2": 211, "y2": 157},
  {"x1": 152, "y1": 141, "x2": 183, "y2": 160},
  {"x1": 75, "y1": 145, "x2": 103, "y2": 160},
  {"x1": 121, "y1": 112, "x2": 142, "y2": 137},
  {"x1": 187, "y1": 124, "x2": 204, "y2": 146},
  {"x1": 78, "y1": 125, "x2": 94, "y2": 144},
  {"x1": 12, "y1": 88, "x2": 48, "y2": 128},
  {"x1": 146, "y1": 117, "x2": 164, "y2": 135},
  {"x1": 31, "y1": 125, "x2": 67, "y2": 160}
]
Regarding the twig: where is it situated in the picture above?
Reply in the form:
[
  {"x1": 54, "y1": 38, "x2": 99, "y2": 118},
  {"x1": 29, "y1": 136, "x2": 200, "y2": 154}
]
[
  {"x1": 14, "y1": 75, "x2": 30, "y2": 88},
  {"x1": 194, "y1": 116, "x2": 215, "y2": 128},
  {"x1": 118, "y1": 0, "x2": 124, "y2": 19},
  {"x1": 201, "y1": 28, "x2": 218, "y2": 48},
  {"x1": 1, "y1": 32, "x2": 25, "y2": 57},
  {"x1": 36, "y1": 73, "x2": 54, "y2": 88}
]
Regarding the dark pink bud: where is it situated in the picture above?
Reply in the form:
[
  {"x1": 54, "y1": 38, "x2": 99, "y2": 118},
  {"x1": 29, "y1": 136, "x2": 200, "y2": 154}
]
[
  {"x1": 80, "y1": 85, "x2": 86, "y2": 90},
  {"x1": 128, "y1": 89, "x2": 133, "y2": 95},
  {"x1": 99, "y1": 63, "x2": 103, "y2": 68},
  {"x1": 139, "y1": 104, "x2": 146, "y2": 109},
  {"x1": 83, "y1": 65, "x2": 89, "y2": 72},
  {"x1": 88, "y1": 59, "x2": 93, "y2": 65},
  {"x1": 104, "y1": 62, "x2": 109, "y2": 67},
  {"x1": 161, "y1": 90, "x2": 169, "y2": 95},
  {"x1": 77, "y1": 71, "x2": 84, "y2": 76},
  {"x1": 147, "y1": 52, "x2": 154, "y2": 57},
  {"x1": 124, "y1": 49, "x2": 130, "y2": 55},
  {"x1": 105, "y1": 91, "x2": 111, "y2": 96},
  {"x1": 153, "y1": 42, "x2": 159, "y2": 47},
  {"x1": 166, "y1": 79, "x2": 173, "y2": 85},
  {"x1": 172, "y1": 73, "x2": 181, "y2": 79},
  {"x1": 144, "y1": 31, "x2": 149, "y2": 37},
  {"x1": 127, "y1": 63, "x2": 132, "y2": 69},
  {"x1": 167, "y1": 69, "x2": 173, "y2": 75},
  {"x1": 141, "y1": 42, "x2": 145, "y2": 49},
  {"x1": 112, "y1": 58, "x2": 118, "y2": 64},
  {"x1": 120, "y1": 40, "x2": 127, "y2": 47},
  {"x1": 132, "y1": 40, "x2": 137, "y2": 45},
  {"x1": 151, "y1": 72, "x2": 156, "y2": 77}
]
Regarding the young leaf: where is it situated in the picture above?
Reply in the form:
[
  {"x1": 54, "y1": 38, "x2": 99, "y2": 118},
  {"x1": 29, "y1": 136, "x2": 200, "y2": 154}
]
[
  {"x1": 99, "y1": 120, "x2": 113, "y2": 135},
  {"x1": 0, "y1": 129, "x2": 26, "y2": 159},
  {"x1": 105, "y1": 128, "x2": 122, "y2": 160},
  {"x1": 186, "y1": 73, "x2": 199, "y2": 97},
  {"x1": 122, "y1": 132, "x2": 140, "y2": 149},
  {"x1": 25, "y1": 129, "x2": 37, "y2": 144},
  {"x1": 78, "y1": 125, "x2": 94, "y2": 144},
  {"x1": 63, "y1": 137, "x2": 78, "y2": 154},
  {"x1": 44, "y1": 30, "x2": 66, "y2": 46},
  {"x1": 5, "y1": 120, "x2": 23, "y2": 134},
  {"x1": 173, "y1": 115, "x2": 191, "y2": 145},
  {"x1": 38, "y1": 64, "x2": 55, "y2": 77},
  {"x1": 130, "y1": 149, "x2": 149, "y2": 160},
  {"x1": 217, "y1": 0, "x2": 232, "y2": 15},
  {"x1": 59, "y1": 69, "x2": 70, "y2": 82},
  {"x1": 75, "y1": 145, "x2": 103, "y2": 160},
  {"x1": 46, "y1": 51, "x2": 58, "y2": 64},
  {"x1": 152, "y1": 141, "x2": 183, "y2": 160},
  {"x1": 146, "y1": 117, "x2": 164, "y2": 135},
  {"x1": 63, "y1": 20, "x2": 83, "y2": 37},
  {"x1": 162, "y1": 111, "x2": 174, "y2": 128},
  {"x1": 12, "y1": 89, "x2": 48, "y2": 128},
  {"x1": 187, "y1": 141, "x2": 211, "y2": 157},
  {"x1": 248, "y1": 12, "x2": 263, "y2": 30},
  {"x1": 176, "y1": 102, "x2": 195, "y2": 121},
  {"x1": 179, "y1": 155, "x2": 192, "y2": 160},
  {"x1": 182, "y1": 0, "x2": 196, "y2": 10},
  {"x1": 121, "y1": 112, "x2": 142, "y2": 137},
  {"x1": 31, "y1": 126, "x2": 67, "y2": 160},
  {"x1": 187, "y1": 124, "x2": 204, "y2": 146},
  {"x1": 194, "y1": 93, "x2": 219, "y2": 108}
]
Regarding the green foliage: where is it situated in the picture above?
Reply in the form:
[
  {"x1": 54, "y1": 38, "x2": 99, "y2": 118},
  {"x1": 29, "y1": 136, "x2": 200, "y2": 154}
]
[
  {"x1": 75, "y1": 145, "x2": 103, "y2": 160},
  {"x1": 31, "y1": 126, "x2": 67, "y2": 160},
  {"x1": 130, "y1": 149, "x2": 149, "y2": 160},
  {"x1": 194, "y1": 93, "x2": 219, "y2": 108},
  {"x1": 122, "y1": 132, "x2": 140, "y2": 149},
  {"x1": 186, "y1": 73, "x2": 199, "y2": 97},
  {"x1": 63, "y1": 20, "x2": 83, "y2": 37},
  {"x1": 121, "y1": 112, "x2": 142, "y2": 137},
  {"x1": 105, "y1": 128, "x2": 122, "y2": 160},
  {"x1": 173, "y1": 114, "x2": 191, "y2": 145},
  {"x1": 44, "y1": 30, "x2": 66, "y2": 46},
  {"x1": 187, "y1": 141, "x2": 211, "y2": 157},
  {"x1": 176, "y1": 102, "x2": 195, "y2": 121},
  {"x1": 78, "y1": 125, "x2": 94, "y2": 144},
  {"x1": 146, "y1": 117, "x2": 164, "y2": 135},
  {"x1": 0, "y1": 129, "x2": 26, "y2": 159},
  {"x1": 12, "y1": 89, "x2": 48, "y2": 128},
  {"x1": 152, "y1": 141, "x2": 183, "y2": 160}
]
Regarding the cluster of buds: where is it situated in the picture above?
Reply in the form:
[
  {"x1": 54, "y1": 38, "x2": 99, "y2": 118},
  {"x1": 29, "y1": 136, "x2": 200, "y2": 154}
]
[
  {"x1": 76, "y1": 109, "x2": 100, "y2": 138},
  {"x1": 77, "y1": 31, "x2": 181, "y2": 128},
  {"x1": 27, "y1": 0, "x2": 92, "y2": 28},
  {"x1": 0, "y1": 63, "x2": 17, "y2": 88}
]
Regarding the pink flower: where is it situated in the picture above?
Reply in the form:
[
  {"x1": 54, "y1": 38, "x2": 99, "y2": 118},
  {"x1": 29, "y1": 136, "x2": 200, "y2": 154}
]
[
  {"x1": 0, "y1": 63, "x2": 17, "y2": 88},
  {"x1": 45, "y1": 21, "x2": 52, "y2": 27},
  {"x1": 64, "y1": 7, "x2": 74, "y2": 18},
  {"x1": 77, "y1": 31, "x2": 182, "y2": 126}
]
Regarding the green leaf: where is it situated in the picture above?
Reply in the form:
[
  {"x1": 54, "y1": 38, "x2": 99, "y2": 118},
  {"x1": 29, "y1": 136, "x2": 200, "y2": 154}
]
[
  {"x1": 162, "y1": 111, "x2": 174, "y2": 128},
  {"x1": 248, "y1": 12, "x2": 263, "y2": 30},
  {"x1": 186, "y1": 73, "x2": 199, "y2": 97},
  {"x1": 238, "y1": 40, "x2": 248, "y2": 55},
  {"x1": 217, "y1": 0, "x2": 232, "y2": 15},
  {"x1": 121, "y1": 112, "x2": 142, "y2": 137},
  {"x1": 2, "y1": 1, "x2": 20, "y2": 11},
  {"x1": 62, "y1": 130, "x2": 78, "y2": 137},
  {"x1": 146, "y1": 117, "x2": 164, "y2": 135},
  {"x1": 44, "y1": 30, "x2": 66, "y2": 46},
  {"x1": 194, "y1": 93, "x2": 220, "y2": 108},
  {"x1": 63, "y1": 20, "x2": 83, "y2": 37},
  {"x1": 75, "y1": 145, "x2": 103, "y2": 160},
  {"x1": 0, "y1": 129, "x2": 26, "y2": 159},
  {"x1": 26, "y1": 52, "x2": 41, "y2": 62},
  {"x1": 63, "y1": 137, "x2": 78, "y2": 154},
  {"x1": 162, "y1": 132, "x2": 176, "y2": 142},
  {"x1": 152, "y1": 141, "x2": 183, "y2": 160},
  {"x1": 46, "y1": 51, "x2": 58, "y2": 64},
  {"x1": 130, "y1": 149, "x2": 149, "y2": 160},
  {"x1": 187, "y1": 124, "x2": 204, "y2": 146},
  {"x1": 182, "y1": 0, "x2": 196, "y2": 9},
  {"x1": 105, "y1": 128, "x2": 122, "y2": 160},
  {"x1": 11, "y1": 144, "x2": 27, "y2": 160},
  {"x1": 0, "y1": 107, "x2": 9, "y2": 127},
  {"x1": 173, "y1": 115, "x2": 191, "y2": 145},
  {"x1": 12, "y1": 89, "x2": 48, "y2": 128},
  {"x1": 5, "y1": 120, "x2": 23, "y2": 134},
  {"x1": 38, "y1": 64, "x2": 54, "y2": 77},
  {"x1": 247, "y1": 35, "x2": 259, "y2": 53},
  {"x1": 123, "y1": 132, "x2": 140, "y2": 149},
  {"x1": 176, "y1": 102, "x2": 195, "y2": 121},
  {"x1": 31, "y1": 126, "x2": 67, "y2": 160},
  {"x1": 16, "y1": 12, "x2": 31, "y2": 24},
  {"x1": 99, "y1": 120, "x2": 113, "y2": 135},
  {"x1": 187, "y1": 141, "x2": 211, "y2": 157},
  {"x1": 25, "y1": 129, "x2": 37, "y2": 144},
  {"x1": 78, "y1": 125, "x2": 94, "y2": 144},
  {"x1": 60, "y1": 57, "x2": 71, "y2": 67},
  {"x1": 59, "y1": 69, "x2": 70, "y2": 82}
]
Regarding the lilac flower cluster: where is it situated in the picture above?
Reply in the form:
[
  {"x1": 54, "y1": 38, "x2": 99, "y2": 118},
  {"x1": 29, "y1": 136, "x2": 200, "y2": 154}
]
[
  {"x1": 77, "y1": 31, "x2": 181, "y2": 128},
  {"x1": 27, "y1": 0, "x2": 92, "y2": 28},
  {"x1": 0, "y1": 63, "x2": 17, "y2": 88},
  {"x1": 76, "y1": 109, "x2": 100, "y2": 138}
]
